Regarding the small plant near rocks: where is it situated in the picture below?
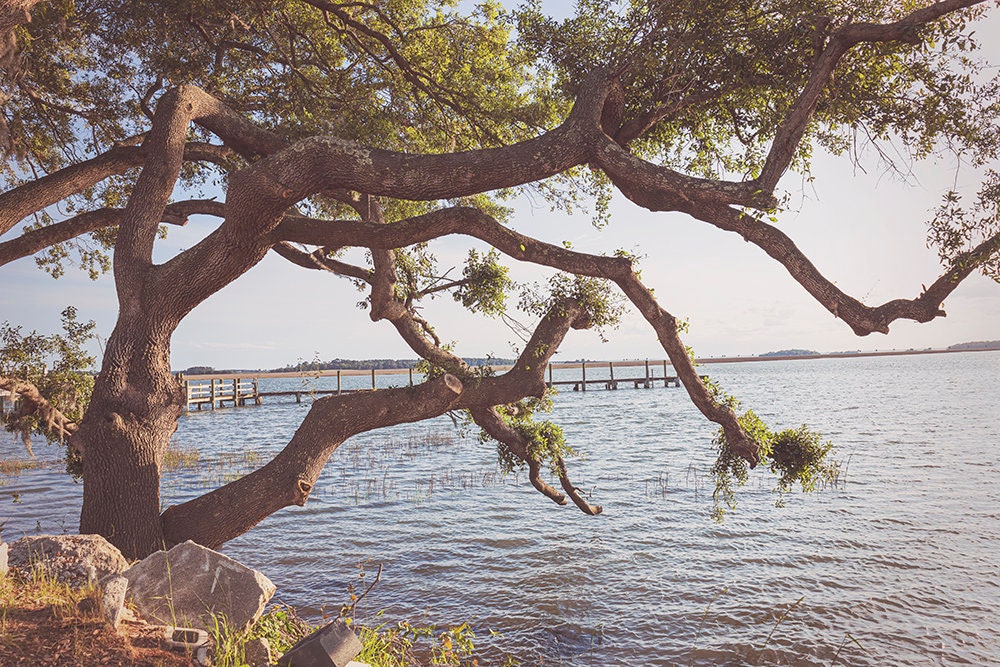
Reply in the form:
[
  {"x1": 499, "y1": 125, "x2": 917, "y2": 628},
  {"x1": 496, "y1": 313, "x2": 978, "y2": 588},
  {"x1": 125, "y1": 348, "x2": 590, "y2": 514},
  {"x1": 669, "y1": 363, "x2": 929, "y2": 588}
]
[{"x1": 208, "y1": 604, "x2": 314, "y2": 666}]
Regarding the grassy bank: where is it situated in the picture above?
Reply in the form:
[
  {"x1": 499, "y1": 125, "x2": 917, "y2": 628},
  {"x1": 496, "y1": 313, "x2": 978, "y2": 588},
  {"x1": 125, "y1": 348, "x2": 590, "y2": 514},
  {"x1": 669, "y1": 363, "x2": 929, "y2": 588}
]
[{"x1": 0, "y1": 567, "x2": 493, "y2": 667}]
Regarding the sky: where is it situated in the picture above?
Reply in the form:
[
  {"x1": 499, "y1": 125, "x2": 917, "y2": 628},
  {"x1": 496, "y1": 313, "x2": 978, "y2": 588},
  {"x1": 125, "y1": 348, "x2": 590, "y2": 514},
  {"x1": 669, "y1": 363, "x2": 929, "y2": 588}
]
[{"x1": 3, "y1": 4, "x2": 1000, "y2": 371}]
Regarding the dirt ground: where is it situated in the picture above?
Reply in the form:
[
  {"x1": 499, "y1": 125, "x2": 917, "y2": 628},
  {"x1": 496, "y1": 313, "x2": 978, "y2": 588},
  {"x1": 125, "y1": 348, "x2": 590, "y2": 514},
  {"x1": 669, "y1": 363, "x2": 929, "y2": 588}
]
[{"x1": 0, "y1": 577, "x2": 199, "y2": 667}]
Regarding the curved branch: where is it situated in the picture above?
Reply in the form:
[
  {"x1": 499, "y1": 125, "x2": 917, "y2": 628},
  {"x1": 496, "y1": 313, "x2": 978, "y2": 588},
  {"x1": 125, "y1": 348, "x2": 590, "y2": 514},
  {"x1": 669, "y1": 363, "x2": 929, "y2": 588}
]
[
  {"x1": 270, "y1": 241, "x2": 372, "y2": 283},
  {"x1": 280, "y1": 205, "x2": 758, "y2": 465},
  {"x1": 468, "y1": 405, "x2": 569, "y2": 507},
  {"x1": 758, "y1": 0, "x2": 986, "y2": 193},
  {"x1": 593, "y1": 133, "x2": 775, "y2": 210},
  {"x1": 0, "y1": 143, "x2": 235, "y2": 238},
  {"x1": 0, "y1": 200, "x2": 211, "y2": 268},
  {"x1": 694, "y1": 203, "x2": 1000, "y2": 335},
  {"x1": 160, "y1": 374, "x2": 465, "y2": 549},
  {"x1": 612, "y1": 274, "x2": 757, "y2": 463},
  {"x1": 276, "y1": 206, "x2": 636, "y2": 281}
]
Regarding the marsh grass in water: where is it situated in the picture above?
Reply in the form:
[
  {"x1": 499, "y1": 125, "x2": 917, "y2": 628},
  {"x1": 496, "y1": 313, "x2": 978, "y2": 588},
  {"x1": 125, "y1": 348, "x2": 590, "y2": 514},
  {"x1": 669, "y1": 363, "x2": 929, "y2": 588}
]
[
  {"x1": 0, "y1": 458, "x2": 44, "y2": 476},
  {"x1": 161, "y1": 445, "x2": 199, "y2": 471},
  {"x1": 161, "y1": 446, "x2": 265, "y2": 499},
  {"x1": 324, "y1": 433, "x2": 517, "y2": 505}
]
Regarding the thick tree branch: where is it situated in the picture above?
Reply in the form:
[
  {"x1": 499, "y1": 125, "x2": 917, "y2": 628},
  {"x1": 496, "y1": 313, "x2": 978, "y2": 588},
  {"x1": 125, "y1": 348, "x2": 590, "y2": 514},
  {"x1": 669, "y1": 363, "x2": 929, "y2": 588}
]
[
  {"x1": 0, "y1": 200, "x2": 212, "y2": 269},
  {"x1": 149, "y1": 70, "x2": 620, "y2": 325},
  {"x1": 159, "y1": 374, "x2": 465, "y2": 549},
  {"x1": 0, "y1": 143, "x2": 234, "y2": 239},
  {"x1": 594, "y1": 133, "x2": 776, "y2": 210}
]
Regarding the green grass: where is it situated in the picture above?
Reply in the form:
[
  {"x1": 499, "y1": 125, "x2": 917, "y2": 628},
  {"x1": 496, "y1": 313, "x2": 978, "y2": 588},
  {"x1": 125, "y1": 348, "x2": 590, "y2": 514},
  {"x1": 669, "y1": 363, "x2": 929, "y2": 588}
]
[{"x1": 205, "y1": 605, "x2": 489, "y2": 667}]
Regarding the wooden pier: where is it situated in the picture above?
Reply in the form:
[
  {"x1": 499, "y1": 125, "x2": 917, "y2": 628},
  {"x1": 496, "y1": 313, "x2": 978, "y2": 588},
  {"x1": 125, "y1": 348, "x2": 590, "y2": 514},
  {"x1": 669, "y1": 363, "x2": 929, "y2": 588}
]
[
  {"x1": 545, "y1": 359, "x2": 680, "y2": 391},
  {"x1": 0, "y1": 389, "x2": 16, "y2": 415},
  {"x1": 177, "y1": 360, "x2": 681, "y2": 412},
  {"x1": 178, "y1": 367, "x2": 419, "y2": 412}
]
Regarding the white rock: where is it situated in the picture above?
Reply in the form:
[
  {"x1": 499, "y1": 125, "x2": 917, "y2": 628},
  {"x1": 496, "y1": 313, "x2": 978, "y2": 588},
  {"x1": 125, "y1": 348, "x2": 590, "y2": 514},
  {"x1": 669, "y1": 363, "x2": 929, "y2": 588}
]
[{"x1": 124, "y1": 540, "x2": 275, "y2": 631}]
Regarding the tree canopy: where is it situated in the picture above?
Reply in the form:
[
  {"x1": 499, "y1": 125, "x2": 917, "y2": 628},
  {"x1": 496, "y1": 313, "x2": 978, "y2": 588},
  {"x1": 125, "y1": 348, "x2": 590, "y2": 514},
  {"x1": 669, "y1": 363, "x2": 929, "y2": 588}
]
[{"x1": 1, "y1": 0, "x2": 998, "y2": 559}]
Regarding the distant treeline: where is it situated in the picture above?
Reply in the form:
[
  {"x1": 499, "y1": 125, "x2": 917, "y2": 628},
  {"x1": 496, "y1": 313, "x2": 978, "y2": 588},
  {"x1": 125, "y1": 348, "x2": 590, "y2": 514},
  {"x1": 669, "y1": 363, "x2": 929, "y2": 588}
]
[
  {"x1": 268, "y1": 357, "x2": 515, "y2": 372},
  {"x1": 948, "y1": 340, "x2": 1000, "y2": 350},
  {"x1": 759, "y1": 349, "x2": 820, "y2": 357}
]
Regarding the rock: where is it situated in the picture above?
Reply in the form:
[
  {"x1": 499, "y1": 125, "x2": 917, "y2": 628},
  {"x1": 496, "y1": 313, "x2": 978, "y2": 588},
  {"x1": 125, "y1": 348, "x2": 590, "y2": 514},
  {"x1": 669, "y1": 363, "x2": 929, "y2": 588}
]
[
  {"x1": 277, "y1": 618, "x2": 363, "y2": 667},
  {"x1": 244, "y1": 636, "x2": 273, "y2": 667},
  {"x1": 161, "y1": 626, "x2": 210, "y2": 666},
  {"x1": 101, "y1": 575, "x2": 129, "y2": 629},
  {"x1": 8, "y1": 534, "x2": 128, "y2": 588},
  {"x1": 123, "y1": 540, "x2": 275, "y2": 631},
  {"x1": 0, "y1": 541, "x2": 8, "y2": 577}
]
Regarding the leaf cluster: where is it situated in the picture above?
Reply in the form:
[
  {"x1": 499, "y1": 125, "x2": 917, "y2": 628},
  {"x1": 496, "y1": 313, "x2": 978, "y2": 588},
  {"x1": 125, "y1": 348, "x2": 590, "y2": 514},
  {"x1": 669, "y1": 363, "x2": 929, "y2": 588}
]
[
  {"x1": 0, "y1": 306, "x2": 96, "y2": 469},
  {"x1": 516, "y1": 0, "x2": 998, "y2": 182},
  {"x1": 518, "y1": 273, "x2": 625, "y2": 341},
  {"x1": 928, "y1": 170, "x2": 1000, "y2": 282},
  {"x1": 451, "y1": 249, "x2": 513, "y2": 317},
  {"x1": 710, "y1": 409, "x2": 839, "y2": 521}
]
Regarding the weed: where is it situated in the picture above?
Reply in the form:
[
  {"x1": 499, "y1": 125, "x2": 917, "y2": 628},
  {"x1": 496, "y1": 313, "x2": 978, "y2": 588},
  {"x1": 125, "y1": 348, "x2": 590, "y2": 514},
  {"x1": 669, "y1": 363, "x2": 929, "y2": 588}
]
[{"x1": 161, "y1": 446, "x2": 199, "y2": 471}]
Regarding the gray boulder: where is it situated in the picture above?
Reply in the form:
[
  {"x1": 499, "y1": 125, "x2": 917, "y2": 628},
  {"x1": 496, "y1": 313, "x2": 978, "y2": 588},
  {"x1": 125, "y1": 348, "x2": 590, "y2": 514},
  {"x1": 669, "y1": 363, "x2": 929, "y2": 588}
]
[
  {"x1": 244, "y1": 636, "x2": 274, "y2": 667},
  {"x1": 8, "y1": 534, "x2": 128, "y2": 587},
  {"x1": 123, "y1": 540, "x2": 275, "y2": 631},
  {"x1": 101, "y1": 575, "x2": 129, "y2": 629}
]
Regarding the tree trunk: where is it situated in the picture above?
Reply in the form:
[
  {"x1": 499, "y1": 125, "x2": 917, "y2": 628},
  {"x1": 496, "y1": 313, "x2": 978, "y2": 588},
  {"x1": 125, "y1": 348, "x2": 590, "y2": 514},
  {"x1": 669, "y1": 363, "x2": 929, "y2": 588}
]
[{"x1": 75, "y1": 317, "x2": 183, "y2": 560}]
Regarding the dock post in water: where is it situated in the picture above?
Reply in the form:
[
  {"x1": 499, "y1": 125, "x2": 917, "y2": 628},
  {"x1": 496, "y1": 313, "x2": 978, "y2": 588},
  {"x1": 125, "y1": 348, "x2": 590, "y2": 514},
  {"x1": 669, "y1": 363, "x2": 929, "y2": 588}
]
[
  {"x1": 582, "y1": 361, "x2": 587, "y2": 391},
  {"x1": 371, "y1": 368, "x2": 376, "y2": 390},
  {"x1": 608, "y1": 361, "x2": 617, "y2": 390},
  {"x1": 337, "y1": 370, "x2": 342, "y2": 395}
]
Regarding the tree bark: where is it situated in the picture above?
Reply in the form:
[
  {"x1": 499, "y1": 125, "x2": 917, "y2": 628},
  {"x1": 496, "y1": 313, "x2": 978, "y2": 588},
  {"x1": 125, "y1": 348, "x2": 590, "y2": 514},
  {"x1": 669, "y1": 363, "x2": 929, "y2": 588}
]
[{"x1": 76, "y1": 316, "x2": 184, "y2": 560}]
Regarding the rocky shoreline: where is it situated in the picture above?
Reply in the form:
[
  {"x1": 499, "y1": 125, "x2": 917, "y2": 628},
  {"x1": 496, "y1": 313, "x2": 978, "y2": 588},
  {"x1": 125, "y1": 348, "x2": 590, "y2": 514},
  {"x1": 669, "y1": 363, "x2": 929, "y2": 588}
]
[{"x1": 1, "y1": 534, "x2": 369, "y2": 667}]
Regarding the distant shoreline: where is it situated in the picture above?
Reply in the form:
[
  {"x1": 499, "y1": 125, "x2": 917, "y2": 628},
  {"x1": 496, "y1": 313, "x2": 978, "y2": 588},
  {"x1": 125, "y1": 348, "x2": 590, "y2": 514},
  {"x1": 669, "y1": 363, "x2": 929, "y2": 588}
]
[
  {"x1": 175, "y1": 346, "x2": 999, "y2": 378},
  {"x1": 694, "y1": 346, "x2": 1000, "y2": 365}
]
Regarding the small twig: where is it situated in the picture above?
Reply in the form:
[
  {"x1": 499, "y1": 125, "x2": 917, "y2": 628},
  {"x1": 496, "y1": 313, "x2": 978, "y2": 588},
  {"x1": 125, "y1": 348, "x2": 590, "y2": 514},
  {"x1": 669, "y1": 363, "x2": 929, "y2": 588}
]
[
  {"x1": 830, "y1": 631, "x2": 867, "y2": 665},
  {"x1": 755, "y1": 595, "x2": 805, "y2": 664},
  {"x1": 689, "y1": 586, "x2": 729, "y2": 665},
  {"x1": 340, "y1": 562, "x2": 383, "y2": 619}
]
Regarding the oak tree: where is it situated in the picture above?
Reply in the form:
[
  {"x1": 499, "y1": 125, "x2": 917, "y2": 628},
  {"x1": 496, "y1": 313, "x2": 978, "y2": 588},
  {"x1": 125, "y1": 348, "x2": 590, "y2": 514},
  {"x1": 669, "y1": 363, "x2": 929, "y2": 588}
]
[{"x1": 1, "y1": 0, "x2": 998, "y2": 559}]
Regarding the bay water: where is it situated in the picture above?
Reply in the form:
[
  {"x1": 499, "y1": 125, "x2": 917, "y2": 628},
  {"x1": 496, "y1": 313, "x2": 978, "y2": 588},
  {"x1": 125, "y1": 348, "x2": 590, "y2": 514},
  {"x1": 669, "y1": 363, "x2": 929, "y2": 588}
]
[{"x1": 2, "y1": 351, "x2": 998, "y2": 665}]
